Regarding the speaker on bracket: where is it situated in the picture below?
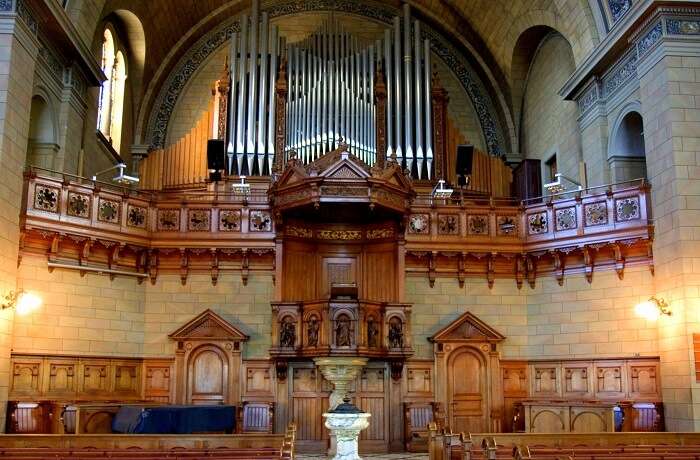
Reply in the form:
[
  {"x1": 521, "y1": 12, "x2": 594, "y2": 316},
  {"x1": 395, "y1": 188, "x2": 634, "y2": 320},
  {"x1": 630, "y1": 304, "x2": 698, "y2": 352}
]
[
  {"x1": 207, "y1": 139, "x2": 225, "y2": 181},
  {"x1": 456, "y1": 144, "x2": 474, "y2": 187}
]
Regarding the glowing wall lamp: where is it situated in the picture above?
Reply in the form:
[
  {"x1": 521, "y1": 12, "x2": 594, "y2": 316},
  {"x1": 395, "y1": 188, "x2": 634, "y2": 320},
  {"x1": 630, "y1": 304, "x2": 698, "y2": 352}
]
[
  {"x1": 1, "y1": 290, "x2": 42, "y2": 316},
  {"x1": 634, "y1": 297, "x2": 671, "y2": 321}
]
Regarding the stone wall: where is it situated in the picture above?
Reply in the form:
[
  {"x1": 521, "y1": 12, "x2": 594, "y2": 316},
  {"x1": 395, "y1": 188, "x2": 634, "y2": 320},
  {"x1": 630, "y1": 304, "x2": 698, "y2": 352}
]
[{"x1": 406, "y1": 266, "x2": 657, "y2": 361}]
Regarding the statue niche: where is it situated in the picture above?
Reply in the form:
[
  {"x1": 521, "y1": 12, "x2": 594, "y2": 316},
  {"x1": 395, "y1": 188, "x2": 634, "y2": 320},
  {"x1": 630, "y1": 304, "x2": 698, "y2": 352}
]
[
  {"x1": 367, "y1": 317, "x2": 379, "y2": 348},
  {"x1": 307, "y1": 316, "x2": 320, "y2": 347},
  {"x1": 280, "y1": 316, "x2": 296, "y2": 348},
  {"x1": 388, "y1": 317, "x2": 404, "y2": 349},
  {"x1": 335, "y1": 314, "x2": 353, "y2": 347}
]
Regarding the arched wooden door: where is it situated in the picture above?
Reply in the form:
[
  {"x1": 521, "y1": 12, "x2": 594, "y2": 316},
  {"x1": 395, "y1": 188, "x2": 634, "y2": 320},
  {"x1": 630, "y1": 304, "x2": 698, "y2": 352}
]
[
  {"x1": 448, "y1": 348, "x2": 486, "y2": 433},
  {"x1": 187, "y1": 345, "x2": 229, "y2": 405}
]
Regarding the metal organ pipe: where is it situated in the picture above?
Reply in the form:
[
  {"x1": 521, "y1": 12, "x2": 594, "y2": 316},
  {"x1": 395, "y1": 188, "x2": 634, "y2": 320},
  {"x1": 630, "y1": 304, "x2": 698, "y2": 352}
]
[
  {"x1": 235, "y1": 14, "x2": 248, "y2": 172},
  {"x1": 393, "y1": 16, "x2": 402, "y2": 162},
  {"x1": 424, "y1": 38, "x2": 433, "y2": 179},
  {"x1": 384, "y1": 30, "x2": 393, "y2": 158},
  {"x1": 257, "y1": 12, "x2": 269, "y2": 173},
  {"x1": 246, "y1": 0, "x2": 259, "y2": 171},
  {"x1": 403, "y1": 3, "x2": 413, "y2": 172},
  {"x1": 266, "y1": 27, "x2": 279, "y2": 162},
  {"x1": 227, "y1": 31, "x2": 238, "y2": 173},
  {"x1": 414, "y1": 20, "x2": 423, "y2": 177}
]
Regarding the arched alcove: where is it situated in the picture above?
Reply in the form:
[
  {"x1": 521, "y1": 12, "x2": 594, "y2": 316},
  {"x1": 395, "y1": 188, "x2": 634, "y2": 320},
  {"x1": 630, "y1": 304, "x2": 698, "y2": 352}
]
[
  {"x1": 609, "y1": 107, "x2": 647, "y2": 183},
  {"x1": 26, "y1": 94, "x2": 58, "y2": 170}
]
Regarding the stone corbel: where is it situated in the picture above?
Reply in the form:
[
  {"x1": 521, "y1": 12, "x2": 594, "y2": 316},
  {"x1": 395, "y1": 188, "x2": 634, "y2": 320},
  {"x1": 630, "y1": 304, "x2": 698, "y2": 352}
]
[
  {"x1": 49, "y1": 234, "x2": 63, "y2": 265},
  {"x1": 515, "y1": 254, "x2": 525, "y2": 290},
  {"x1": 582, "y1": 246, "x2": 594, "y2": 283},
  {"x1": 526, "y1": 255, "x2": 536, "y2": 289},
  {"x1": 210, "y1": 249, "x2": 219, "y2": 285},
  {"x1": 552, "y1": 250, "x2": 565, "y2": 286},
  {"x1": 79, "y1": 240, "x2": 92, "y2": 274},
  {"x1": 275, "y1": 360, "x2": 288, "y2": 381},
  {"x1": 148, "y1": 249, "x2": 159, "y2": 285},
  {"x1": 136, "y1": 249, "x2": 147, "y2": 285},
  {"x1": 611, "y1": 242, "x2": 625, "y2": 280},
  {"x1": 108, "y1": 243, "x2": 123, "y2": 280},
  {"x1": 390, "y1": 360, "x2": 404, "y2": 381},
  {"x1": 241, "y1": 249, "x2": 250, "y2": 286},
  {"x1": 457, "y1": 252, "x2": 467, "y2": 288},
  {"x1": 179, "y1": 248, "x2": 189, "y2": 285}
]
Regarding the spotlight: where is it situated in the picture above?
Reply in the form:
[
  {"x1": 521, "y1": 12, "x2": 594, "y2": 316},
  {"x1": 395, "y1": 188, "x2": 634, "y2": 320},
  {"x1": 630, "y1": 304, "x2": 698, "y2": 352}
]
[
  {"x1": 432, "y1": 180, "x2": 453, "y2": 200},
  {"x1": 1, "y1": 290, "x2": 42, "y2": 315},
  {"x1": 544, "y1": 173, "x2": 581, "y2": 195},
  {"x1": 231, "y1": 176, "x2": 251, "y2": 196},
  {"x1": 634, "y1": 297, "x2": 671, "y2": 321}
]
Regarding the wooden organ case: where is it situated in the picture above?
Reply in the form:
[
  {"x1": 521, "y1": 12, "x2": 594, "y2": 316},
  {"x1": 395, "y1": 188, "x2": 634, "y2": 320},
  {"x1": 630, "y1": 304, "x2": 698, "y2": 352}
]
[{"x1": 269, "y1": 147, "x2": 415, "y2": 451}]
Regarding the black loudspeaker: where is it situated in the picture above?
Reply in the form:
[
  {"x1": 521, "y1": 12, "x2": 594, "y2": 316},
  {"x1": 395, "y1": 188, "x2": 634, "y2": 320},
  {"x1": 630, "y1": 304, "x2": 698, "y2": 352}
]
[
  {"x1": 456, "y1": 144, "x2": 474, "y2": 177},
  {"x1": 207, "y1": 139, "x2": 225, "y2": 171}
]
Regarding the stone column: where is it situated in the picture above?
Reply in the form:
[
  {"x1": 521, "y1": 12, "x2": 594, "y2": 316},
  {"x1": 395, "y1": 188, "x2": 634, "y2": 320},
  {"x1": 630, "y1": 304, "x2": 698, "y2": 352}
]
[
  {"x1": 0, "y1": 1, "x2": 40, "y2": 431},
  {"x1": 635, "y1": 8, "x2": 700, "y2": 430}
]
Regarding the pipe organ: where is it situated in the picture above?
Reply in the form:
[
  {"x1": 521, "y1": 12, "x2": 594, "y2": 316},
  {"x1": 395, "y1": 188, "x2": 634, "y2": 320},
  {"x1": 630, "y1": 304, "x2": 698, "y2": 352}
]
[{"x1": 138, "y1": 0, "x2": 512, "y2": 192}]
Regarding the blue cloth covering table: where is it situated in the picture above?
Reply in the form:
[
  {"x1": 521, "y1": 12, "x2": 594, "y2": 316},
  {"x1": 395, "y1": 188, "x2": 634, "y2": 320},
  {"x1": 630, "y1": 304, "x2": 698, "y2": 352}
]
[{"x1": 112, "y1": 405, "x2": 236, "y2": 434}]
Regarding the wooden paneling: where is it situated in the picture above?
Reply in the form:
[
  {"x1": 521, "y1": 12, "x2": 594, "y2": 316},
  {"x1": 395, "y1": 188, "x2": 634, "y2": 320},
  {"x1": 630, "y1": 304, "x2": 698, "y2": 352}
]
[
  {"x1": 361, "y1": 244, "x2": 397, "y2": 302},
  {"x1": 282, "y1": 241, "x2": 318, "y2": 301},
  {"x1": 187, "y1": 345, "x2": 229, "y2": 405},
  {"x1": 595, "y1": 361, "x2": 625, "y2": 399},
  {"x1": 10, "y1": 354, "x2": 167, "y2": 402},
  {"x1": 523, "y1": 401, "x2": 616, "y2": 433},
  {"x1": 628, "y1": 360, "x2": 660, "y2": 399},
  {"x1": 144, "y1": 360, "x2": 173, "y2": 403},
  {"x1": 531, "y1": 365, "x2": 560, "y2": 398},
  {"x1": 357, "y1": 365, "x2": 389, "y2": 452},
  {"x1": 243, "y1": 361, "x2": 274, "y2": 401},
  {"x1": 501, "y1": 361, "x2": 527, "y2": 433},
  {"x1": 404, "y1": 362, "x2": 433, "y2": 400},
  {"x1": 289, "y1": 364, "x2": 330, "y2": 451},
  {"x1": 563, "y1": 362, "x2": 593, "y2": 399}
]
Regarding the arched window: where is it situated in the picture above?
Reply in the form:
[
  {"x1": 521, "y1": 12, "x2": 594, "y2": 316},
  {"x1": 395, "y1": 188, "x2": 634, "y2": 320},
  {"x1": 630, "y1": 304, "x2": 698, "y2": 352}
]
[
  {"x1": 608, "y1": 107, "x2": 647, "y2": 183},
  {"x1": 97, "y1": 28, "x2": 127, "y2": 152}
]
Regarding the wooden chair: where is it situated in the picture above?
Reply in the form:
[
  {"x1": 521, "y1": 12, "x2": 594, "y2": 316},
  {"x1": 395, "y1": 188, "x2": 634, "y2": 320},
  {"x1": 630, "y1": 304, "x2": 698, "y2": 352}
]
[
  {"x1": 238, "y1": 401, "x2": 274, "y2": 433},
  {"x1": 404, "y1": 402, "x2": 444, "y2": 452}
]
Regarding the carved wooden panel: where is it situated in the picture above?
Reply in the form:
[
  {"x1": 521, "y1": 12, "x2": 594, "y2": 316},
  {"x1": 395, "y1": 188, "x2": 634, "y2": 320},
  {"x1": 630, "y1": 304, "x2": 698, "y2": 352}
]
[
  {"x1": 628, "y1": 360, "x2": 660, "y2": 399},
  {"x1": 45, "y1": 359, "x2": 77, "y2": 397},
  {"x1": 563, "y1": 362, "x2": 592, "y2": 399},
  {"x1": 594, "y1": 362, "x2": 625, "y2": 399},
  {"x1": 531, "y1": 365, "x2": 560, "y2": 397},
  {"x1": 502, "y1": 363, "x2": 528, "y2": 397},
  {"x1": 11, "y1": 358, "x2": 42, "y2": 396},
  {"x1": 113, "y1": 362, "x2": 140, "y2": 397},
  {"x1": 290, "y1": 365, "x2": 330, "y2": 451},
  {"x1": 80, "y1": 361, "x2": 109, "y2": 395},
  {"x1": 357, "y1": 366, "x2": 388, "y2": 451},
  {"x1": 321, "y1": 256, "x2": 357, "y2": 299},
  {"x1": 144, "y1": 361, "x2": 172, "y2": 403},
  {"x1": 187, "y1": 345, "x2": 228, "y2": 405},
  {"x1": 243, "y1": 361, "x2": 274, "y2": 399},
  {"x1": 449, "y1": 349, "x2": 485, "y2": 433},
  {"x1": 405, "y1": 363, "x2": 433, "y2": 398},
  {"x1": 570, "y1": 406, "x2": 613, "y2": 432}
]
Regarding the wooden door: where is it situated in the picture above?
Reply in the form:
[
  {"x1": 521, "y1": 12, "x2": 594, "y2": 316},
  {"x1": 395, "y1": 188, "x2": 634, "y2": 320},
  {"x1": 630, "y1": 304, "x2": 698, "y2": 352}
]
[
  {"x1": 187, "y1": 345, "x2": 228, "y2": 405},
  {"x1": 448, "y1": 349, "x2": 486, "y2": 433},
  {"x1": 356, "y1": 363, "x2": 390, "y2": 453},
  {"x1": 289, "y1": 362, "x2": 331, "y2": 451}
]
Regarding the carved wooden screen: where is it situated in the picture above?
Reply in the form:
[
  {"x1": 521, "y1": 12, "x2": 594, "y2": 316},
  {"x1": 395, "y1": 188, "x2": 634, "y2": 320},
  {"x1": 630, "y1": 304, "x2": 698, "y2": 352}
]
[
  {"x1": 289, "y1": 362, "x2": 331, "y2": 451},
  {"x1": 357, "y1": 363, "x2": 390, "y2": 452}
]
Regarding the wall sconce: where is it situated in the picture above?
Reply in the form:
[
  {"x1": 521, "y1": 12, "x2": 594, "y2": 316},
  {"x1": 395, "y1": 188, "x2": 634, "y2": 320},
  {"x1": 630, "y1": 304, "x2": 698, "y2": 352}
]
[
  {"x1": 1, "y1": 290, "x2": 42, "y2": 316},
  {"x1": 634, "y1": 297, "x2": 671, "y2": 321}
]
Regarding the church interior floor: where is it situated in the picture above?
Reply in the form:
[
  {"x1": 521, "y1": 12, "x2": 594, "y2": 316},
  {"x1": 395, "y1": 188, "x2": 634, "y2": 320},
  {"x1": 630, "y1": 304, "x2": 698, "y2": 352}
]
[{"x1": 297, "y1": 454, "x2": 428, "y2": 459}]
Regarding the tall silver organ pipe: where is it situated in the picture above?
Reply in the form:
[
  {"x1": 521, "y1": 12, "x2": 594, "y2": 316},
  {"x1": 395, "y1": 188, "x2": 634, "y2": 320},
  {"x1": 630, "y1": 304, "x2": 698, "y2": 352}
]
[
  {"x1": 384, "y1": 30, "x2": 393, "y2": 158},
  {"x1": 393, "y1": 17, "x2": 402, "y2": 162},
  {"x1": 424, "y1": 38, "x2": 433, "y2": 179},
  {"x1": 227, "y1": 0, "x2": 279, "y2": 175},
  {"x1": 403, "y1": 3, "x2": 413, "y2": 172}
]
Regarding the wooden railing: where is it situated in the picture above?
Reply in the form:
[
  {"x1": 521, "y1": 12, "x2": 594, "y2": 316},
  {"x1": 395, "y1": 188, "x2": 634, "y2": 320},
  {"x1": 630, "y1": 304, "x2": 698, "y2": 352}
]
[{"x1": 20, "y1": 170, "x2": 653, "y2": 286}]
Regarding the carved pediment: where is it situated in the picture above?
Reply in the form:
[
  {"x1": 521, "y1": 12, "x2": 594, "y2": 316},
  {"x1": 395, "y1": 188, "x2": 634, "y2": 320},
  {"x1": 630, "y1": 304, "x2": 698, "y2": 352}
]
[
  {"x1": 169, "y1": 309, "x2": 249, "y2": 341},
  {"x1": 429, "y1": 311, "x2": 505, "y2": 343}
]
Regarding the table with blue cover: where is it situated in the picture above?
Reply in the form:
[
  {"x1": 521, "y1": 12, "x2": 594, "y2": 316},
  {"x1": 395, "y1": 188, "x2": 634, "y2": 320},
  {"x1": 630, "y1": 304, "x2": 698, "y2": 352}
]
[{"x1": 112, "y1": 405, "x2": 236, "y2": 434}]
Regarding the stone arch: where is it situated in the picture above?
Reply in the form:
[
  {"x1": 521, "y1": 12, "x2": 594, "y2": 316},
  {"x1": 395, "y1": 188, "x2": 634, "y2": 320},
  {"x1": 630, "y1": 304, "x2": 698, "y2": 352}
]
[
  {"x1": 520, "y1": 30, "x2": 582, "y2": 184},
  {"x1": 27, "y1": 91, "x2": 59, "y2": 170},
  {"x1": 608, "y1": 102, "x2": 647, "y2": 183}
]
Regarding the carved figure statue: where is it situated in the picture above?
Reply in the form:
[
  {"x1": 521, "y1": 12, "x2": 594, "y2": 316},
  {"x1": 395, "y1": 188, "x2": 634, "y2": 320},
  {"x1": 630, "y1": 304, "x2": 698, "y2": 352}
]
[
  {"x1": 367, "y1": 318, "x2": 379, "y2": 348},
  {"x1": 280, "y1": 318, "x2": 296, "y2": 348},
  {"x1": 307, "y1": 317, "x2": 320, "y2": 347},
  {"x1": 388, "y1": 318, "x2": 404, "y2": 348},
  {"x1": 335, "y1": 316, "x2": 352, "y2": 347}
]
